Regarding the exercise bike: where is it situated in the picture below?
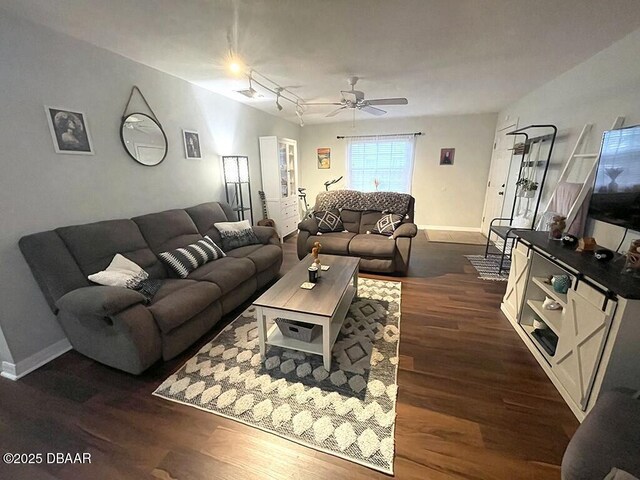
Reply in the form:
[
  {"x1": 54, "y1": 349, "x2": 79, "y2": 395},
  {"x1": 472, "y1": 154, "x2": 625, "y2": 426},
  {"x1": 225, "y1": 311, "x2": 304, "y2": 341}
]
[{"x1": 298, "y1": 176, "x2": 343, "y2": 219}]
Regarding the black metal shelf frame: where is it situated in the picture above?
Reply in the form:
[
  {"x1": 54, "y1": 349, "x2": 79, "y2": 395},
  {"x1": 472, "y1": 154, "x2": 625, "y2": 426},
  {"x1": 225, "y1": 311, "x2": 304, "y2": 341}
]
[{"x1": 484, "y1": 124, "x2": 558, "y2": 273}]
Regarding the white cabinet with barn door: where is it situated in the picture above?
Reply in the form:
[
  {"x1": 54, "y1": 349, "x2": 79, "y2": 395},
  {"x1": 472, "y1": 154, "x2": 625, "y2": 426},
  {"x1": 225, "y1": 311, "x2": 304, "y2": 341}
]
[
  {"x1": 501, "y1": 231, "x2": 640, "y2": 421},
  {"x1": 259, "y1": 136, "x2": 299, "y2": 242}
]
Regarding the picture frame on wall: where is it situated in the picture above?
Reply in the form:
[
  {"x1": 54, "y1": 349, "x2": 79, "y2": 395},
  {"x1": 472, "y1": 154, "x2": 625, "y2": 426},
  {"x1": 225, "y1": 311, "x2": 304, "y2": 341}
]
[
  {"x1": 45, "y1": 106, "x2": 94, "y2": 155},
  {"x1": 440, "y1": 148, "x2": 455, "y2": 165},
  {"x1": 317, "y1": 147, "x2": 331, "y2": 169},
  {"x1": 183, "y1": 130, "x2": 202, "y2": 159}
]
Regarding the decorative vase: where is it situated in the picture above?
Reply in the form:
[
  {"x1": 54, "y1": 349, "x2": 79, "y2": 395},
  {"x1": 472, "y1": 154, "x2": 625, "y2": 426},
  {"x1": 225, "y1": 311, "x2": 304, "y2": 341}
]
[{"x1": 551, "y1": 275, "x2": 570, "y2": 294}]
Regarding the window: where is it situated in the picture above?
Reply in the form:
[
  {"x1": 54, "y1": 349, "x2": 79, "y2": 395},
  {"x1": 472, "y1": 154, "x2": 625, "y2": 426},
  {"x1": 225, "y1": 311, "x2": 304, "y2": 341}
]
[{"x1": 347, "y1": 135, "x2": 415, "y2": 193}]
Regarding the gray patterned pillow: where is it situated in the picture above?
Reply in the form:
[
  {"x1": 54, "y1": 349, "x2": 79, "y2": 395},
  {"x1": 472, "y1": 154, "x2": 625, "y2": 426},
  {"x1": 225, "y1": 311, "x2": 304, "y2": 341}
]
[
  {"x1": 372, "y1": 213, "x2": 403, "y2": 236},
  {"x1": 214, "y1": 220, "x2": 261, "y2": 251},
  {"x1": 314, "y1": 209, "x2": 344, "y2": 233}
]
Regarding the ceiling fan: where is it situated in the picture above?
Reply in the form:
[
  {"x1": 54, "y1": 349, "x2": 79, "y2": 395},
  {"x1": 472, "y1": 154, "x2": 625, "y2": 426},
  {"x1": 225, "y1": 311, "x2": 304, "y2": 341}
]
[{"x1": 303, "y1": 76, "x2": 408, "y2": 117}]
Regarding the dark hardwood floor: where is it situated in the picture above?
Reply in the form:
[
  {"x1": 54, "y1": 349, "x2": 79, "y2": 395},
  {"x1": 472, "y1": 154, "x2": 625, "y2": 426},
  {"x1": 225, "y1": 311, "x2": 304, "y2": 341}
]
[{"x1": 0, "y1": 233, "x2": 578, "y2": 480}]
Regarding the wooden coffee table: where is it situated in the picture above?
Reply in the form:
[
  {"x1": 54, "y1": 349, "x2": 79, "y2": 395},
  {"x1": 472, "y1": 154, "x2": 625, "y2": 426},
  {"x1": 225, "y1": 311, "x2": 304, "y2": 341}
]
[{"x1": 253, "y1": 254, "x2": 359, "y2": 370}]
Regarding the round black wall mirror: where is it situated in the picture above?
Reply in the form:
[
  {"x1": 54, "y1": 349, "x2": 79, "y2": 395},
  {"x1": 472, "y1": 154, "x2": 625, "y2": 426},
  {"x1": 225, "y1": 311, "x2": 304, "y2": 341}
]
[{"x1": 120, "y1": 112, "x2": 168, "y2": 166}]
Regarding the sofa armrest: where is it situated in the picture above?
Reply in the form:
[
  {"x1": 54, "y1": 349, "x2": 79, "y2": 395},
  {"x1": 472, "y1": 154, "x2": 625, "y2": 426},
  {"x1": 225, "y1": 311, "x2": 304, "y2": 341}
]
[
  {"x1": 252, "y1": 226, "x2": 279, "y2": 245},
  {"x1": 56, "y1": 286, "x2": 147, "y2": 317},
  {"x1": 298, "y1": 217, "x2": 319, "y2": 235},
  {"x1": 393, "y1": 222, "x2": 418, "y2": 239}
]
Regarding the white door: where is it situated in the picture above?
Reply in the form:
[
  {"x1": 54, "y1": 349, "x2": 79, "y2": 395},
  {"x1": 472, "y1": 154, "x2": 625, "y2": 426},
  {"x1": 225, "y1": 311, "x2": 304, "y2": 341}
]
[
  {"x1": 553, "y1": 284, "x2": 616, "y2": 409},
  {"x1": 481, "y1": 120, "x2": 518, "y2": 235}
]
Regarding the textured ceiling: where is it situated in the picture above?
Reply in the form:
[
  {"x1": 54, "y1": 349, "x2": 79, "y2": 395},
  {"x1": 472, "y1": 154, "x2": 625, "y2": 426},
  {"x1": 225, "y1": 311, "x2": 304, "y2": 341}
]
[{"x1": 2, "y1": 0, "x2": 640, "y2": 124}]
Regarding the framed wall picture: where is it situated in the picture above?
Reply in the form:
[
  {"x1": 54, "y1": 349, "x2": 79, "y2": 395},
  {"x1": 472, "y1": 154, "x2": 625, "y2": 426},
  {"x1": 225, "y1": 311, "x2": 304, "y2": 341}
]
[
  {"x1": 440, "y1": 148, "x2": 455, "y2": 165},
  {"x1": 45, "y1": 106, "x2": 94, "y2": 155},
  {"x1": 183, "y1": 130, "x2": 202, "y2": 159},
  {"x1": 317, "y1": 147, "x2": 331, "y2": 169}
]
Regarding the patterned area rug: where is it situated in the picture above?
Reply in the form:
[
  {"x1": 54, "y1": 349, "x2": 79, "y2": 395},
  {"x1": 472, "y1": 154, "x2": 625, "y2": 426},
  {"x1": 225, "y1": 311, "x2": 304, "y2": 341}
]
[
  {"x1": 153, "y1": 278, "x2": 401, "y2": 474},
  {"x1": 465, "y1": 255, "x2": 511, "y2": 281}
]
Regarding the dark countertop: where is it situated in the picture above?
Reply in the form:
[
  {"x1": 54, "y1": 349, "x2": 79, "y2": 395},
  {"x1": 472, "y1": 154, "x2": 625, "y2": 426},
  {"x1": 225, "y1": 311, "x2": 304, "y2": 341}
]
[{"x1": 515, "y1": 230, "x2": 640, "y2": 300}]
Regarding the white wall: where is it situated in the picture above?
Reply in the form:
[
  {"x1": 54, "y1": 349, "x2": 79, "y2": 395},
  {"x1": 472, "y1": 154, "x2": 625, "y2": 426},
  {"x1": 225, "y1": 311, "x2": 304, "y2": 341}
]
[
  {"x1": 299, "y1": 113, "x2": 497, "y2": 228},
  {"x1": 0, "y1": 11, "x2": 299, "y2": 371},
  {"x1": 499, "y1": 27, "x2": 640, "y2": 251}
]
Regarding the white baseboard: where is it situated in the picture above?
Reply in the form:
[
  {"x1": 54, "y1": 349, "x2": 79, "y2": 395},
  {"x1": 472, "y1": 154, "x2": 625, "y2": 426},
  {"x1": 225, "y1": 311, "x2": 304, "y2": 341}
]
[
  {"x1": 1, "y1": 338, "x2": 71, "y2": 381},
  {"x1": 419, "y1": 225, "x2": 482, "y2": 232}
]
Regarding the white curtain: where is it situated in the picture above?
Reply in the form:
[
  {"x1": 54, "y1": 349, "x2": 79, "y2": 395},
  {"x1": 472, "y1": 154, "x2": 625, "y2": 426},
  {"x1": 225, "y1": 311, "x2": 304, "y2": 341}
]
[{"x1": 347, "y1": 134, "x2": 416, "y2": 193}]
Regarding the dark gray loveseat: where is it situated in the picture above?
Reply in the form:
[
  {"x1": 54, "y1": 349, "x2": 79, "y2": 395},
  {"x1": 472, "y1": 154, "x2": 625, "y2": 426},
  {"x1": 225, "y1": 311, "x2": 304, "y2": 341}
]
[
  {"x1": 297, "y1": 190, "x2": 418, "y2": 274},
  {"x1": 19, "y1": 202, "x2": 282, "y2": 374}
]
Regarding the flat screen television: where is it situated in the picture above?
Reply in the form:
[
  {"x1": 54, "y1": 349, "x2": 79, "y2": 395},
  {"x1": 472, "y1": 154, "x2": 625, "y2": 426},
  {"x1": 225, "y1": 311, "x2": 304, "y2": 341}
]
[{"x1": 588, "y1": 125, "x2": 640, "y2": 231}]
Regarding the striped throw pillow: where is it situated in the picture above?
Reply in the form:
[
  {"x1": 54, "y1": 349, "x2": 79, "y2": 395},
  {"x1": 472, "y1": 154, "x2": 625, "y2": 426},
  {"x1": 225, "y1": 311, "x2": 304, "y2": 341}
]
[{"x1": 159, "y1": 236, "x2": 225, "y2": 278}]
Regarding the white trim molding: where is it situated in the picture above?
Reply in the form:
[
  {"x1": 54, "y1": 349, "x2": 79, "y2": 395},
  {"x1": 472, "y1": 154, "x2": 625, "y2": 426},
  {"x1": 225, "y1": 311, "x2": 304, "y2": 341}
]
[
  {"x1": 419, "y1": 225, "x2": 482, "y2": 232},
  {"x1": 1, "y1": 338, "x2": 71, "y2": 381}
]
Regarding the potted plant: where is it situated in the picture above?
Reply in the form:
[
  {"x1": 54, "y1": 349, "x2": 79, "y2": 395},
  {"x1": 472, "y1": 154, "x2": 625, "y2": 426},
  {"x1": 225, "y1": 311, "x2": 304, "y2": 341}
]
[{"x1": 516, "y1": 178, "x2": 538, "y2": 198}]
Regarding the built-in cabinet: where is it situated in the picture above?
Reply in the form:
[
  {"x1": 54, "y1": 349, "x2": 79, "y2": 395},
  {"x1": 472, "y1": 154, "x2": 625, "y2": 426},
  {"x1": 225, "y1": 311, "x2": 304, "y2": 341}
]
[
  {"x1": 502, "y1": 231, "x2": 640, "y2": 421},
  {"x1": 258, "y1": 136, "x2": 299, "y2": 241}
]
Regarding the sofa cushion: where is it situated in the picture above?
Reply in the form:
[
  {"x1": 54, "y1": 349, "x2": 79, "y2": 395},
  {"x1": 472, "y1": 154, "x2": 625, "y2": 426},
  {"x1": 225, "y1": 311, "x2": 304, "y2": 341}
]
[
  {"x1": 56, "y1": 219, "x2": 164, "y2": 278},
  {"x1": 159, "y1": 236, "x2": 226, "y2": 278},
  {"x1": 185, "y1": 202, "x2": 230, "y2": 245},
  {"x1": 305, "y1": 232, "x2": 356, "y2": 255},
  {"x1": 314, "y1": 209, "x2": 344, "y2": 233},
  {"x1": 340, "y1": 209, "x2": 362, "y2": 233},
  {"x1": 372, "y1": 213, "x2": 404, "y2": 236},
  {"x1": 226, "y1": 244, "x2": 282, "y2": 272},
  {"x1": 359, "y1": 210, "x2": 384, "y2": 234},
  {"x1": 349, "y1": 233, "x2": 397, "y2": 258},
  {"x1": 148, "y1": 279, "x2": 221, "y2": 333},
  {"x1": 186, "y1": 256, "x2": 256, "y2": 294},
  {"x1": 133, "y1": 209, "x2": 202, "y2": 254}
]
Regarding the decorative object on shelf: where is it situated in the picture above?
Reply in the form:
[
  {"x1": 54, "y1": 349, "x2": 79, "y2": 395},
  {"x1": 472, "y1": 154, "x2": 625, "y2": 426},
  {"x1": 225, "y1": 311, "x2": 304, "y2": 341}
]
[
  {"x1": 222, "y1": 155, "x2": 253, "y2": 223},
  {"x1": 543, "y1": 296, "x2": 563, "y2": 310},
  {"x1": 622, "y1": 239, "x2": 640, "y2": 274},
  {"x1": 120, "y1": 86, "x2": 167, "y2": 166},
  {"x1": 547, "y1": 215, "x2": 566, "y2": 240},
  {"x1": 182, "y1": 130, "x2": 201, "y2": 159},
  {"x1": 256, "y1": 191, "x2": 275, "y2": 227},
  {"x1": 561, "y1": 234, "x2": 579, "y2": 248},
  {"x1": 440, "y1": 148, "x2": 455, "y2": 165},
  {"x1": 594, "y1": 248, "x2": 614, "y2": 262},
  {"x1": 317, "y1": 147, "x2": 331, "y2": 169},
  {"x1": 577, "y1": 237, "x2": 597, "y2": 253},
  {"x1": 45, "y1": 106, "x2": 94, "y2": 155},
  {"x1": 532, "y1": 316, "x2": 547, "y2": 330},
  {"x1": 516, "y1": 178, "x2": 539, "y2": 198},
  {"x1": 551, "y1": 274, "x2": 571, "y2": 294}
]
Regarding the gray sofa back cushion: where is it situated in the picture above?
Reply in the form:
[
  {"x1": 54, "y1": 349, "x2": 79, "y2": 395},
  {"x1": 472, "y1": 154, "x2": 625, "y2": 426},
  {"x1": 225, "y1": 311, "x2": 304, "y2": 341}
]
[
  {"x1": 185, "y1": 202, "x2": 230, "y2": 244},
  {"x1": 360, "y1": 210, "x2": 384, "y2": 234},
  {"x1": 56, "y1": 219, "x2": 164, "y2": 279},
  {"x1": 133, "y1": 209, "x2": 202, "y2": 254},
  {"x1": 19, "y1": 231, "x2": 90, "y2": 313},
  {"x1": 339, "y1": 209, "x2": 362, "y2": 233}
]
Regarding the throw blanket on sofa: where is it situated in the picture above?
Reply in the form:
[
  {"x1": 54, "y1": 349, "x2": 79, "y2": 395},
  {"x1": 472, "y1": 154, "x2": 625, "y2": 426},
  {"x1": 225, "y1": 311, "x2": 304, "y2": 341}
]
[{"x1": 315, "y1": 190, "x2": 412, "y2": 217}]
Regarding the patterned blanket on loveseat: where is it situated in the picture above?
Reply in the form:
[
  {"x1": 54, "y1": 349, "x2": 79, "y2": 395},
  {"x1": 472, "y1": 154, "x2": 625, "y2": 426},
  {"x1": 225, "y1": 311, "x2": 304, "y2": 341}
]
[{"x1": 315, "y1": 190, "x2": 412, "y2": 217}]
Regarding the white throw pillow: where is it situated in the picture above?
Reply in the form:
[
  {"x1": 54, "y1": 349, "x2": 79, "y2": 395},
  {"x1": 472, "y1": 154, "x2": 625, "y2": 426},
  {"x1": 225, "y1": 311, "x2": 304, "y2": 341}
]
[{"x1": 88, "y1": 254, "x2": 148, "y2": 288}]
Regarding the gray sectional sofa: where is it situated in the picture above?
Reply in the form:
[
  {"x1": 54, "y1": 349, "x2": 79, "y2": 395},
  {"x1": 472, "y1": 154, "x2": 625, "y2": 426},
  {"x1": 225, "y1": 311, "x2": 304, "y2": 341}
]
[
  {"x1": 297, "y1": 190, "x2": 418, "y2": 274},
  {"x1": 19, "y1": 202, "x2": 282, "y2": 374}
]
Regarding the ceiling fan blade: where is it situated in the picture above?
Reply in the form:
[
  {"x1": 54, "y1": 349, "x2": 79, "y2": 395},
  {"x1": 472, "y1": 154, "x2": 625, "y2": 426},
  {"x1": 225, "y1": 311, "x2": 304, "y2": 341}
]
[
  {"x1": 341, "y1": 90, "x2": 364, "y2": 102},
  {"x1": 360, "y1": 105, "x2": 386, "y2": 116},
  {"x1": 303, "y1": 102, "x2": 343, "y2": 106},
  {"x1": 366, "y1": 98, "x2": 409, "y2": 106},
  {"x1": 326, "y1": 107, "x2": 347, "y2": 117}
]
